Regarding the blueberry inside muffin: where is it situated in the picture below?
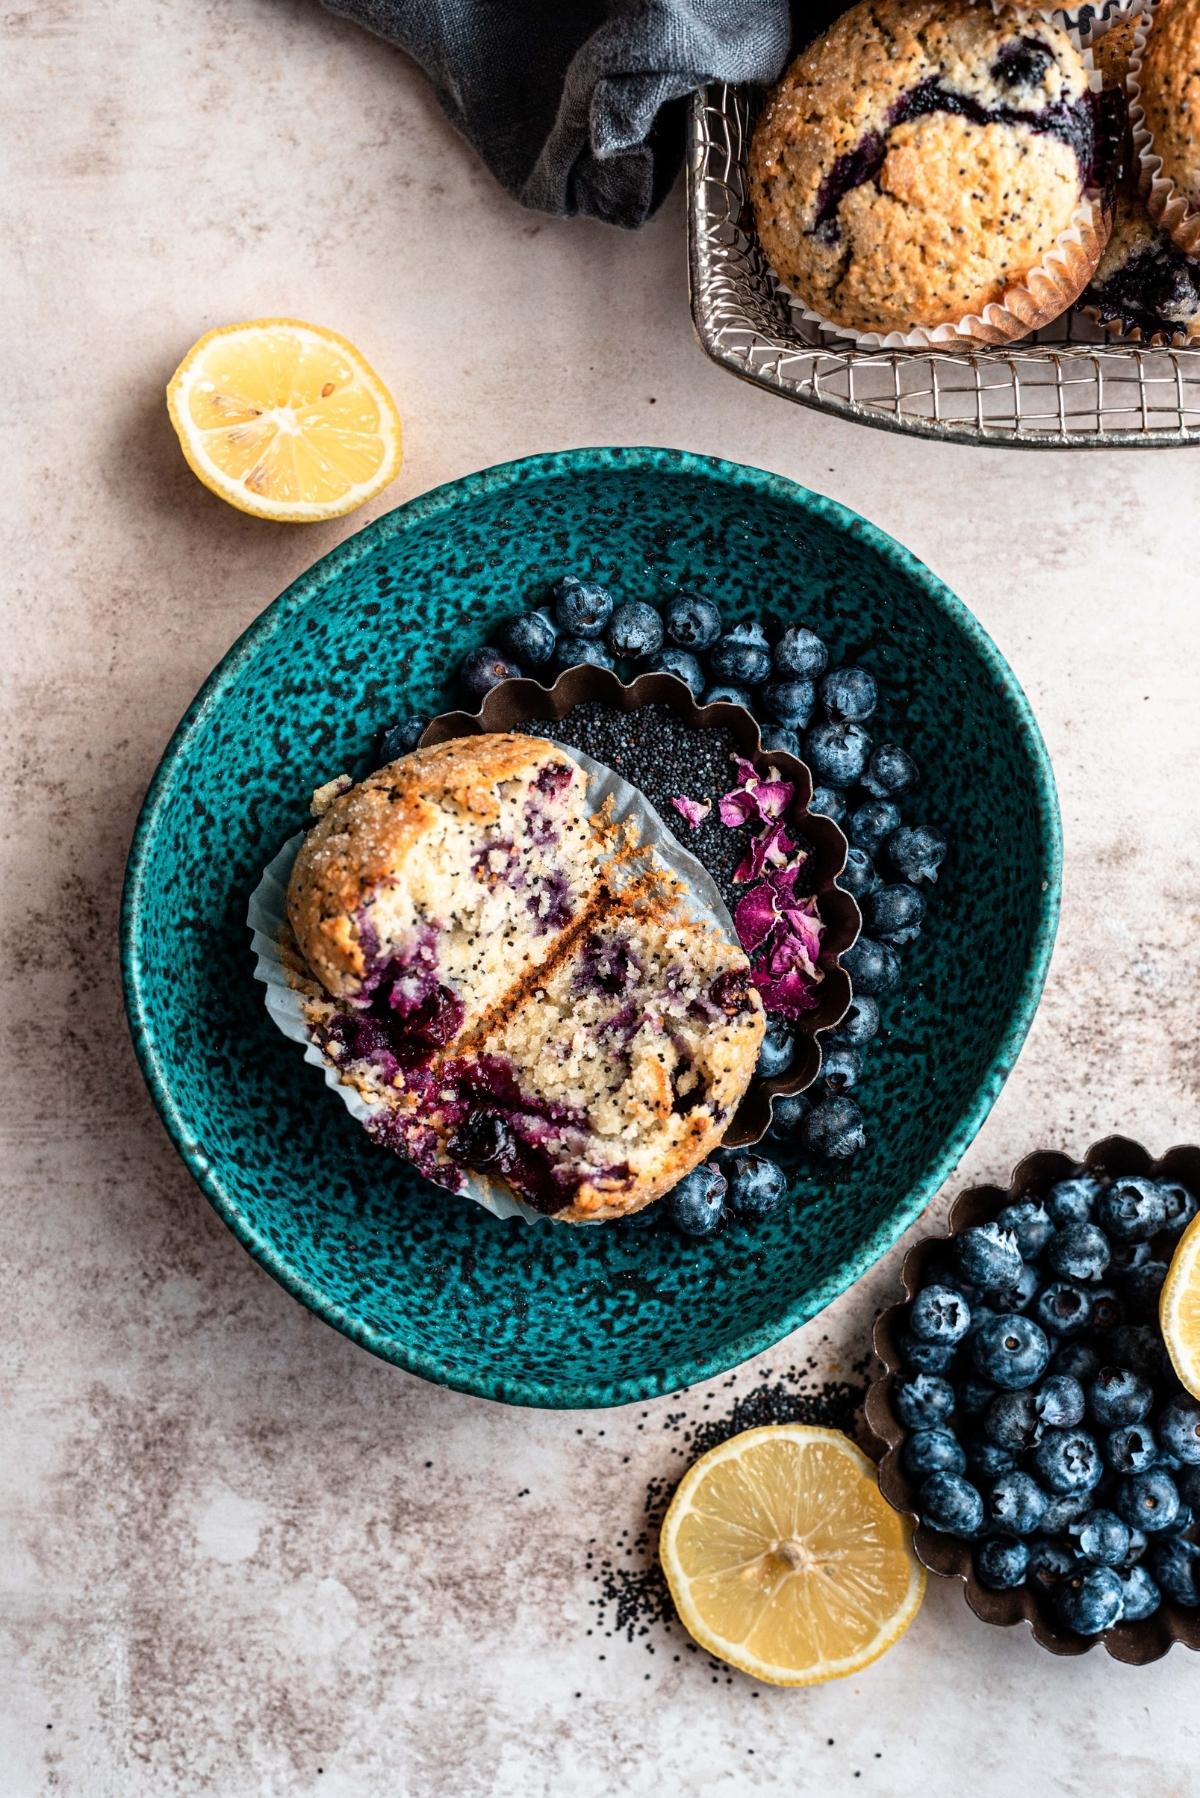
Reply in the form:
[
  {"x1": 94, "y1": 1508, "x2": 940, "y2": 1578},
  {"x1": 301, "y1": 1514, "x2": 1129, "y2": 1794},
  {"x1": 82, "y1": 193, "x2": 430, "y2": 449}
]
[
  {"x1": 1081, "y1": 182, "x2": 1200, "y2": 342},
  {"x1": 749, "y1": 0, "x2": 1108, "y2": 336}
]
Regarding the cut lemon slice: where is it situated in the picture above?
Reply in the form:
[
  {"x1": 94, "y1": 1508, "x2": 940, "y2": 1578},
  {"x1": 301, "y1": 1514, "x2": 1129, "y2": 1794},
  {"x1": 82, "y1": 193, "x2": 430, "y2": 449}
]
[
  {"x1": 659, "y1": 1424, "x2": 924, "y2": 1688},
  {"x1": 1161, "y1": 1208, "x2": 1200, "y2": 1399},
  {"x1": 167, "y1": 319, "x2": 402, "y2": 522}
]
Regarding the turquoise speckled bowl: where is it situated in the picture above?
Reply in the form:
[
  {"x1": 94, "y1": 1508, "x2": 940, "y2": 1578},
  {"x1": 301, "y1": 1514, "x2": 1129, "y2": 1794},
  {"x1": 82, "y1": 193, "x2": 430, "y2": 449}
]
[{"x1": 121, "y1": 447, "x2": 1061, "y2": 1409}]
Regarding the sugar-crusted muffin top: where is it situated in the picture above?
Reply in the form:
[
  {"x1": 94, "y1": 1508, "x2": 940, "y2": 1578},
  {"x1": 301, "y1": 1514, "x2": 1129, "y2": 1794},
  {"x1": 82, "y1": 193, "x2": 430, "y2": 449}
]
[
  {"x1": 749, "y1": 0, "x2": 1099, "y2": 334},
  {"x1": 1136, "y1": 0, "x2": 1200, "y2": 217},
  {"x1": 285, "y1": 733, "x2": 764, "y2": 1221},
  {"x1": 1083, "y1": 180, "x2": 1200, "y2": 342}
]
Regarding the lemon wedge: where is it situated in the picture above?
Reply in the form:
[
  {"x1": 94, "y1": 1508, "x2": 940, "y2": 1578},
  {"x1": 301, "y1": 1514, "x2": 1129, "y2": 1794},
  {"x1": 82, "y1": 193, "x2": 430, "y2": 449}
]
[
  {"x1": 1161, "y1": 1208, "x2": 1200, "y2": 1399},
  {"x1": 659, "y1": 1424, "x2": 924, "y2": 1687},
  {"x1": 167, "y1": 319, "x2": 402, "y2": 522}
]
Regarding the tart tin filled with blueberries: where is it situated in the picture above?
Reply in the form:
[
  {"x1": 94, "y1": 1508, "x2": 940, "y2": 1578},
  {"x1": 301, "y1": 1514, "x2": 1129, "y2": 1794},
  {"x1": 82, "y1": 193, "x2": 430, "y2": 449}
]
[
  {"x1": 867, "y1": 1137, "x2": 1200, "y2": 1662},
  {"x1": 398, "y1": 573, "x2": 948, "y2": 1243}
]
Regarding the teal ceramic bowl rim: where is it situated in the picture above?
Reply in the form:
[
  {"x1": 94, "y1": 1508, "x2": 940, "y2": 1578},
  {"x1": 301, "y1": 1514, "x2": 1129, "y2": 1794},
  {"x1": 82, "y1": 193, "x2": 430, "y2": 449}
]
[{"x1": 121, "y1": 446, "x2": 1063, "y2": 1409}]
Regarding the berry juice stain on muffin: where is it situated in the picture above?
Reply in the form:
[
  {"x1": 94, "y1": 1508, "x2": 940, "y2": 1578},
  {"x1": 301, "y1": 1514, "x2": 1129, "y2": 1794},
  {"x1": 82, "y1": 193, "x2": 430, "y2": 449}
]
[{"x1": 748, "y1": 0, "x2": 1108, "y2": 337}]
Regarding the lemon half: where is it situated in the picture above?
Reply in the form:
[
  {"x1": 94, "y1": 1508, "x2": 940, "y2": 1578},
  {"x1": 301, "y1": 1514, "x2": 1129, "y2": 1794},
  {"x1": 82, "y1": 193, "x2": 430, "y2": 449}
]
[
  {"x1": 659, "y1": 1424, "x2": 925, "y2": 1688},
  {"x1": 1162, "y1": 1208, "x2": 1200, "y2": 1399},
  {"x1": 167, "y1": 318, "x2": 402, "y2": 522}
]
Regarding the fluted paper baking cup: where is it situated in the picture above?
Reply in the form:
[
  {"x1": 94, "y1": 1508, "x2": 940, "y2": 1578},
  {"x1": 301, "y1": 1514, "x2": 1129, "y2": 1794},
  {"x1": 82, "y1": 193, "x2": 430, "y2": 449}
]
[
  {"x1": 1129, "y1": 5, "x2": 1200, "y2": 254},
  {"x1": 248, "y1": 743, "x2": 740, "y2": 1227}
]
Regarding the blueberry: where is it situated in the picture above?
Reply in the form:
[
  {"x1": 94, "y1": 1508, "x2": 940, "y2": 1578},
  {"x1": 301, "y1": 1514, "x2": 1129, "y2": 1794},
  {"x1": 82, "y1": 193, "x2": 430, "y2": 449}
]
[
  {"x1": 801, "y1": 1095, "x2": 867, "y2": 1161},
  {"x1": 1177, "y1": 1465, "x2": 1200, "y2": 1509},
  {"x1": 918, "y1": 1471, "x2": 985, "y2": 1535},
  {"x1": 987, "y1": 1470, "x2": 1048, "y2": 1536},
  {"x1": 841, "y1": 936, "x2": 900, "y2": 997},
  {"x1": 1115, "y1": 1563, "x2": 1161, "y2": 1622},
  {"x1": 848, "y1": 801, "x2": 901, "y2": 857},
  {"x1": 905, "y1": 1428, "x2": 967, "y2": 1477},
  {"x1": 885, "y1": 824, "x2": 947, "y2": 885},
  {"x1": 897, "y1": 1328, "x2": 957, "y2": 1375},
  {"x1": 956, "y1": 1224, "x2": 1023, "y2": 1294},
  {"x1": 498, "y1": 608, "x2": 557, "y2": 666},
  {"x1": 760, "y1": 725, "x2": 803, "y2": 759},
  {"x1": 762, "y1": 678, "x2": 816, "y2": 728},
  {"x1": 995, "y1": 1200, "x2": 1055, "y2": 1263},
  {"x1": 1050, "y1": 1341, "x2": 1101, "y2": 1383},
  {"x1": 1027, "y1": 1538, "x2": 1079, "y2": 1590},
  {"x1": 1119, "y1": 1260, "x2": 1169, "y2": 1320},
  {"x1": 667, "y1": 1162, "x2": 727, "y2": 1238},
  {"x1": 1125, "y1": 1525, "x2": 1150, "y2": 1562},
  {"x1": 1033, "y1": 1428, "x2": 1104, "y2": 1495},
  {"x1": 460, "y1": 645, "x2": 522, "y2": 698},
  {"x1": 645, "y1": 647, "x2": 705, "y2": 699},
  {"x1": 956, "y1": 1376, "x2": 999, "y2": 1420},
  {"x1": 1046, "y1": 1222, "x2": 1111, "y2": 1284},
  {"x1": 1077, "y1": 1510, "x2": 1131, "y2": 1567},
  {"x1": 1088, "y1": 1286, "x2": 1125, "y2": 1332},
  {"x1": 819, "y1": 1045, "x2": 860, "y2": 1094},
  {"x1": 663, "y1": 592, "x2": 722, "y2": 651},
  {"x1": 621, "y1": 1200, "x2": 662, "y2": 1230},
  {"x1": 1152, "y1": 1539, "x2": 1200, "y2": 1607},
  {"x1": 893, "y1": 1374, "x2": 956, "y2": 1432},
  {"x1": 709, "y1": 622, "x2": 772, "y2": 686},
  {"x1": 725, "y1": 1154, "x2": 788, "y2": 1221},
  {"x1": 991, "y1": 1262, "x2": 1039, "y2": 1312},
  {"x1": 827, "y1": 994, "x2": 880, "y2": 1048},
  {"x1": 1040, "y1": 1491, "x2": 1094, "y2": 1534},
  {"x1": 1088, "y1": 1367, "x2": 1153, "y2": 1430},
  {"x1": 820, "y1": 665, "x2": 877, "y2": 722},
  {"x1": 702, "y1": 683, "x2": 753, "y2": 710},
  {"x1": 864, "y1": 883, "x2": 926, "y2": 948},
  {"x1": 553, "y1": 636, "x2": 615, "y2": 673},
  {"x1": 1032, "y1": 1280, "x2": 1093, "y2": 1339},
  {"x1": 838, "y1": 847, "x2": 879, "y2": 902},
  {"x1": 1035, "y1": 1374, "x2": 1086, "y2": 1430},
  {"x1": 975, "y1": 1536, "x2": 1030, "y2": 1590},
  {"x1": 1107, "y1": 1324, "x2": 1171, "y2": 1382},
  {"x1": 972, "y1": 1314, "x2": 1051, "y2": 1390},
  {"x1": 862, "y1": 742, "x2": 918, "y2": 799},
  {"x1": 553, "y1": 575, "x2": 613, "y2": 638},
  {"x1": 1165, "y1": 1502, "x2": 1196, "y2": 1537},
  {"x1": 969, "y1": 1439, "x2": 1017, "y2": 1480},
  {"x1": 911, "y1": 1284, "x2": 972, "y2": 1347},
  {"x1": 1045, "y1": 1174, "x2": 1100, "y2": 1225},
  {"x1": 808, "y1": 786, "x2": 846, "y2": 823},
  {"x1": 767, "y1": 1093, "x2": 810, "y2": 1142},
  {"x1": 1097, "y1": 1174, "x2": 1169, "y2": 1243},
  {"x1": 1109, "y1": 1241, "x2": 1153, "y2": 1274},
  {"x1": 1105, "y1": 1423, "x2": 1160, "y2": 1475},
  {"x1": 1115, "y1": 1467, "x2": 1181, "y2": 1533},
  {"x1": 1157, "y1": 1396, "x2": 1200, "y2": 1465},
  {"x1": 605, "y1": 600, "x2": 663, "y2": 661},
  {"x1": 773, "y1": 625, "x2": 828, "y2": 679},
  {"x1": 756, "y1": 1020, "x2": 795, "y2": 1080},
  {"x1": 1054, "y1": 1566, "x2": 1125, "y2": 1636},
  {"x1": 378, "y1": 715, "x2": 429, "y2": 761},
  {"x1": 805, "y1": 720, "x2": 872, "y2": 789},
  {"x1": 1159, "y1": 1178, "x2": 1199, "y2": 1235},
  {"x1": 984, "y1": 1390, "x2": 1042, "y2": 1453}
]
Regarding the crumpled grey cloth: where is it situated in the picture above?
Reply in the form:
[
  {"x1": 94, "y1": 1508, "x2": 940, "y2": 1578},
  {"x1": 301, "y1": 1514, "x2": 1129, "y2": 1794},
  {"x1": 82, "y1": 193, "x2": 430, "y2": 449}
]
[{"x1": 322, "y1": 0, "x2": 793, "y2": 226}]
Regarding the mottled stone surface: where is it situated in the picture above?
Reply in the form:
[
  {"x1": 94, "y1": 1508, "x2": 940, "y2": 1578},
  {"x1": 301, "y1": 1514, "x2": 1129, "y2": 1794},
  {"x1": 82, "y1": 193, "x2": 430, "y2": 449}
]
[{"x1": 3, "y1": 2, "x2": 1199, "y2": 1794}]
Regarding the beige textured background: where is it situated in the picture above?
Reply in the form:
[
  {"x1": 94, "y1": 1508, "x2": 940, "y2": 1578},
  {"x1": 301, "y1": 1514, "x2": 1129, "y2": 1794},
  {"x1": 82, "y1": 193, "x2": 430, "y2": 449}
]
[{"x1": 4, "y1": 2, "x2": 1200, "y2": 1794}]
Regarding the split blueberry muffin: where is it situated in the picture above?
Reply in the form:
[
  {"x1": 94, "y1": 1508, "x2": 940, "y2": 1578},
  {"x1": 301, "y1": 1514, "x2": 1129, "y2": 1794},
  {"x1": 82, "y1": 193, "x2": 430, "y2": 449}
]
[
  {"x1": 1132, "y1": 0, "x2": 1200, "y2": 253},
  {"x1": 748, "y1": 0, "x2": 1109, "y2": 340},
  {"x1": 285, "y1": 734, "x2": 764, "y2": 1221},
  {"x1": 1081, "y1": 180, "x2": 1200, "y2": 341}
]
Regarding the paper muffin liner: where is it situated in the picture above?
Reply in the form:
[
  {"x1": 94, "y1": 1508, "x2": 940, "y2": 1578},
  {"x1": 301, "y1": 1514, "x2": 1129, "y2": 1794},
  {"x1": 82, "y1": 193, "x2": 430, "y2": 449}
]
[
  {"x1": 248, "y1": 742, "x2": 743, "y2": 1228},
  {"x1": 1129, "y1": 4, "x2": 1200, "y2": 254},
  {"x1": 789, "y1": 43, "x2": 1112, "y2": 348},
  {"x1": 977, "y1": 1, "x2": 1137, "y2": 45}
]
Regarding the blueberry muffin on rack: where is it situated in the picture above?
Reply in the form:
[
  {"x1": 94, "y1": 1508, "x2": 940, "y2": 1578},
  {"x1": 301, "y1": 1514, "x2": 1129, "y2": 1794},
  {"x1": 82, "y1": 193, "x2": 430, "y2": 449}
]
[
  {"x1": 286, "y1": 734, "x2": 764, "y2": 1221},
  {"x1": 1081, "y1": 181, "x2": 1200, "y2": 342},
  {"x1": 1132, "y1": 0, "x2": 1200, "y2": 252},
  {"x1": 748, "y1": 0, "x2": 1108, "y2": 339}
]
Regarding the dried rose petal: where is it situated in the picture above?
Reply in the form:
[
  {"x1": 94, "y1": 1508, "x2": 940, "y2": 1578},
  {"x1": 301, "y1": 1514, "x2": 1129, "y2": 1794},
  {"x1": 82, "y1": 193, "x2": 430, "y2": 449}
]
[
  {"x1": 670, "y1": 794, "x2": 712, "y2": 830},
  {"x1": 733, "y1": 819, "x2": 796, "y2": 884}
]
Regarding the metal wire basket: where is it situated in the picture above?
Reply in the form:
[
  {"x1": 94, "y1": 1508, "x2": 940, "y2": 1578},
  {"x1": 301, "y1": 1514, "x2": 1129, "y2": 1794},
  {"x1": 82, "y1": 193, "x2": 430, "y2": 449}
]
[{"x1": 687, "y1": 83, "x2": 1200, "y2": 448}]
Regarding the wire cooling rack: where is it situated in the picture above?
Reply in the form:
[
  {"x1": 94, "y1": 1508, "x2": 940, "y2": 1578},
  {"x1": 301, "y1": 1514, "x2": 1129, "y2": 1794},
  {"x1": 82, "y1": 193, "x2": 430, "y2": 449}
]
[{"x1": 687, "y1": 84, "x2": 1200, "y2": 448}]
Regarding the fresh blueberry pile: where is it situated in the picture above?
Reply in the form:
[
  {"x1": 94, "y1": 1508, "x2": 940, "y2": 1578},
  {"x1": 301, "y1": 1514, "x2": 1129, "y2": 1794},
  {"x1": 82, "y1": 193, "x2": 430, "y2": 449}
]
[
  {"x1": 890, "y1": 1168, "x2": 1200, "y2": 1638},
  {"x1": 379, "y1": 575, "x2": 948, "y2": 1242}
]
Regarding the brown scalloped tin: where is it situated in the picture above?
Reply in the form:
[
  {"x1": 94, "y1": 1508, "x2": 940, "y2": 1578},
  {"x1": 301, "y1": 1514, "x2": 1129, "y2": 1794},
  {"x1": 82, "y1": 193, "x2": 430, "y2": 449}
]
[
  {"x1": 420, "y1": 664, "x2": 860, "y2": 1148},
  {"x1": 866, "y1": 1135, "x2": 1200, "y2": 1665}
]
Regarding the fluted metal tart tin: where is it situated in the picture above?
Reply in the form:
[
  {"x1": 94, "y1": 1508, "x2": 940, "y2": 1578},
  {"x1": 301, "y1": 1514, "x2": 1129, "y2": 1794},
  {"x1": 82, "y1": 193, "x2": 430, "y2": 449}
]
[
  {"x1": 423, "y1": 664, "x2": 860, "y2": 1147},
  {"x1": 867, "y1": 1135, "x2": 1200, "y2": 1663}
]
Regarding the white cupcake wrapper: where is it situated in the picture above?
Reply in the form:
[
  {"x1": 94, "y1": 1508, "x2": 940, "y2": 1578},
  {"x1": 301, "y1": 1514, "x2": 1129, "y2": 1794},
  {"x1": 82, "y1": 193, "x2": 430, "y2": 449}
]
[
  {"x1": 789, "y1": 36, "x2": 1111, "y2": 348},
  {"x1": 975, "y1": 0, "x2": 1138, "y2": 39},
  {"x1": 1128, "y1": 4, "x2": 1200, "y2": 254},
  {"x1": 247, "y1": 742, "x2": 741, "y2": 1227}
]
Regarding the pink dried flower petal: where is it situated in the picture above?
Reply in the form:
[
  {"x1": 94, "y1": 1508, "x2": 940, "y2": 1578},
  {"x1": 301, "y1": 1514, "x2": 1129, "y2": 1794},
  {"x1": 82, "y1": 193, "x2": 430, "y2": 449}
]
[
  {"x1": 733, "y1": 882, "x2": 781, "y2": 955},
  {"x1": 670, "y1": 794, "x2": 711, "y2": 830},
  {"x1": 733, "y1": 820, "x2": 796, "y2": 884},
  {"x1": 718, "y1": 787, "x2": 759, "y2": 827}
]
